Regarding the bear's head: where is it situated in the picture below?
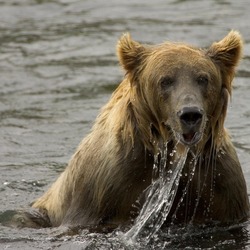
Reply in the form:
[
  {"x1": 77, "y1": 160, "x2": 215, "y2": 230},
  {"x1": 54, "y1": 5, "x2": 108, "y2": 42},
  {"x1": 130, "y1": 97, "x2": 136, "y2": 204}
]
[{"x1": 117, "y1": 31, "x2": 242, "y2": 153}]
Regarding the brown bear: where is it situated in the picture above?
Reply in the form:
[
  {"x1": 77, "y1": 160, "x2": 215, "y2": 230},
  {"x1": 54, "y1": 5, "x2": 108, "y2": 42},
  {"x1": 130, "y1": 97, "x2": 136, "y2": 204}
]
[{"x1": 18, "y1": 31, "x2": 250, "y2": 229}]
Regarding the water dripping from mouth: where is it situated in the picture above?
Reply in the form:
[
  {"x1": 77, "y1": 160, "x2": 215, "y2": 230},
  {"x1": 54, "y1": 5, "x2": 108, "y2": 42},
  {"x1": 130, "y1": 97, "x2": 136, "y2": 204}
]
[{"x1": 121, "y1": 142, "x2": 189, "y2": 244}]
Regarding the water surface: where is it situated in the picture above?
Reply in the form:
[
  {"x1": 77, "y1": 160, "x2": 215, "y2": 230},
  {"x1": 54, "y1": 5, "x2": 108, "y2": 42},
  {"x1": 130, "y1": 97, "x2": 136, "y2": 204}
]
[{"x1": 1, "y1": 0, "x2": 250, "y2": 249}]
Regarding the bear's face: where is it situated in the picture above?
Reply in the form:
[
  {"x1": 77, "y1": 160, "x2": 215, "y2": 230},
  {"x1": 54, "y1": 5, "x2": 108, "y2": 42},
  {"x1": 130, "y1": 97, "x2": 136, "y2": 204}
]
[
  {"x1": 117, "y1": 31, "x2": 242, "y2": 148},
  {"x1": 140, "y1": 46, "x2": 222, "y2": 146}
]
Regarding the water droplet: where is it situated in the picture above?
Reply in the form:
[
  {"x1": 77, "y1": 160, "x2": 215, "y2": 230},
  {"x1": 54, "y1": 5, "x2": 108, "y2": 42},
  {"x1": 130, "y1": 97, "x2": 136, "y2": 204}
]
[{"x1": 221, "y1": 150, "x2": 225, "y2": 155}]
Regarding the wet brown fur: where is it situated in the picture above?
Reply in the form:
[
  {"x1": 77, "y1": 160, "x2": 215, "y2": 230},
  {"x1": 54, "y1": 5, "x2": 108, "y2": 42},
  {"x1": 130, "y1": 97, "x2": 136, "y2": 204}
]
[{"x1": 22, "y1": 31, "x2": 249, "y2": 228}]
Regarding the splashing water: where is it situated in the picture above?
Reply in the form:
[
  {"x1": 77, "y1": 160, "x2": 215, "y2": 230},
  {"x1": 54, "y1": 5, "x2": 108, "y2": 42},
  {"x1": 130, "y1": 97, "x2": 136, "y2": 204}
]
[{"x1": 122, "y1": 143, "x2": 189, "y2": 244}]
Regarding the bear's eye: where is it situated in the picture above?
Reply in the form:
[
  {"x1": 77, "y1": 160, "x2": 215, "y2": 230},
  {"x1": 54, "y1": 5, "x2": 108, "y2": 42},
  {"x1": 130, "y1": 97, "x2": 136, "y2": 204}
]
[
  {"x1": 160, "y1": 77, "x2": 174, "y2": 89},
  {"x1": 197, "y1": 76, "x2": 209, "y2": 85}
]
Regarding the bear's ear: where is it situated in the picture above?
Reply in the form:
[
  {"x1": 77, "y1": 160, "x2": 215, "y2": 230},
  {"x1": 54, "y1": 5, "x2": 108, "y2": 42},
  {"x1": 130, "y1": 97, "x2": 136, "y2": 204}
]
[
  {"x1": 117, "y1": 33, "x2": 146, "y2": 74},
  {"x1": 207, "y1": 30, "x2": 243, "y2": 93}
]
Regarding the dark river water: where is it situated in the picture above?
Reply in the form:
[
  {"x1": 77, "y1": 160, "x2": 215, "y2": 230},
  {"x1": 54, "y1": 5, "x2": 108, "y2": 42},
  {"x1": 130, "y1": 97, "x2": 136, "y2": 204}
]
[{"x1": 1, "y1": 0, "x2": 250, "y2": 249}]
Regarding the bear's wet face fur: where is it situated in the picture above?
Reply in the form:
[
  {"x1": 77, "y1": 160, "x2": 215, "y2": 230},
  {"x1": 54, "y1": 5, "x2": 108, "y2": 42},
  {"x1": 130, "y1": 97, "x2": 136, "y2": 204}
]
[{"x1": 13, "y1": 31, "x2": 249, "y2": 229}]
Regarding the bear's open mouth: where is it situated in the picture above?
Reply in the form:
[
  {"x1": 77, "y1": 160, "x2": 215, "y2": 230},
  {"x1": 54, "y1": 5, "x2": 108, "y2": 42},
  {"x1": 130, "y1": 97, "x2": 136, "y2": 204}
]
[{"x1": 180, "y1": 132, "x2": 202, "y2": 146}]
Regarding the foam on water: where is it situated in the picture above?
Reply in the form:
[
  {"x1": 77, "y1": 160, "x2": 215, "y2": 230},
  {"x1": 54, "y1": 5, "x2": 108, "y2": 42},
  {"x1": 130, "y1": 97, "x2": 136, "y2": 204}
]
[{"x1": 122, "y1": 143, "x2": 189, "y2": 244}]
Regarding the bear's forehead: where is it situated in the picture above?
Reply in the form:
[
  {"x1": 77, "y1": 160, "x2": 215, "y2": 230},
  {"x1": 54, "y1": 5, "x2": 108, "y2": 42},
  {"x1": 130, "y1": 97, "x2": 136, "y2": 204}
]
[
  {"x1": 152, "y1": 44, "x2": 205, "y2": 61},
  {"x1": 146, "y1": 45, "x2": 214, "y2": 72}
]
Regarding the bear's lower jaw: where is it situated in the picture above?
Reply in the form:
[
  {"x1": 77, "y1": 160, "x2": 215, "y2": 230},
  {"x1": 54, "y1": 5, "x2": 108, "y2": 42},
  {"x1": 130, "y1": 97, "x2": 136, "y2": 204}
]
[{"x1": 178, "y1": 131, "x2": 202, "y2": 147}]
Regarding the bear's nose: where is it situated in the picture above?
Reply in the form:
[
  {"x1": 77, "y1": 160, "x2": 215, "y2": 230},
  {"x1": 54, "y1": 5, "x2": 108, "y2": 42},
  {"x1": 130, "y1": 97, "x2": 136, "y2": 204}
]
[{"x1": 178, "y1": 107, "x2": 203, "y2": 127}]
